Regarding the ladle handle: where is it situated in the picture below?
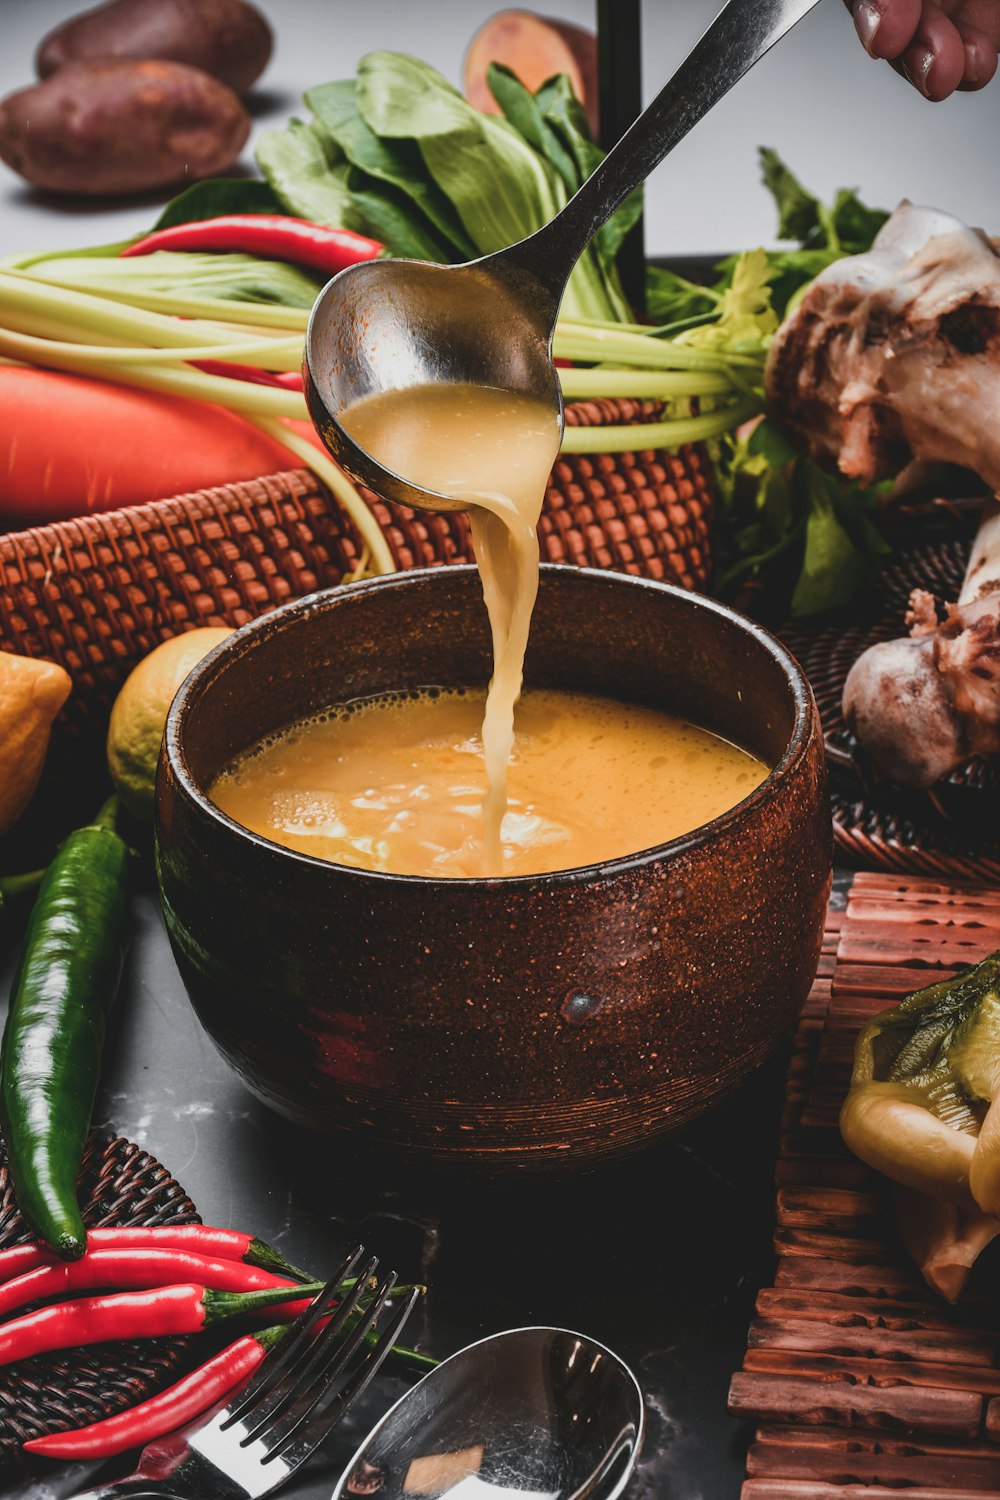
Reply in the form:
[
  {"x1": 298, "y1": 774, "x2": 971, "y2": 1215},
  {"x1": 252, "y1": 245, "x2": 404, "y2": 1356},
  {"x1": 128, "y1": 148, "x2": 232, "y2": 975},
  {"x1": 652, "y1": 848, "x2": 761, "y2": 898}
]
[{"x1": 516, "y1": 0, "x2": 823, "y2": 296}]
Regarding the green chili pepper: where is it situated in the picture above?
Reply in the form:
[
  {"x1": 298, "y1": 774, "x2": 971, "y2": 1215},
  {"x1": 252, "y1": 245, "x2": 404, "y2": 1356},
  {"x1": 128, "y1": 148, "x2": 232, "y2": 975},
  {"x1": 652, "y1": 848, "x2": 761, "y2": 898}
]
[{"x1": 0, "y1": 797, "x2": 130, "y2": 1260}]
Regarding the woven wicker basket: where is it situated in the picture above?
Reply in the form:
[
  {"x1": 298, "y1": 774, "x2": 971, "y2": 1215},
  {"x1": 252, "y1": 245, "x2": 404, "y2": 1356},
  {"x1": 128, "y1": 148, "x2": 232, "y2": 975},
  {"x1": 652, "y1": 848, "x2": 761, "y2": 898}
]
[
  {"x1": 0, "y1": 1129, "x2": 199, "y2": 1462},
  {"x1": 0, "y1": 399, "x2": 713, "y2": 772}
]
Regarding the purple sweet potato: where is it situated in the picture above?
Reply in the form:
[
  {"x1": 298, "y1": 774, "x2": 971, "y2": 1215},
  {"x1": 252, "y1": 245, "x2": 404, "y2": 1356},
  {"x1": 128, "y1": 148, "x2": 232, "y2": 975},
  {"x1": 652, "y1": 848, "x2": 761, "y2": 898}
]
[
  {"x1": 36, "y1": 0, "x2": 273, "y2": 95},
  {"x1": 0, "y1": 58, "x2": 250, "y2": 197}
]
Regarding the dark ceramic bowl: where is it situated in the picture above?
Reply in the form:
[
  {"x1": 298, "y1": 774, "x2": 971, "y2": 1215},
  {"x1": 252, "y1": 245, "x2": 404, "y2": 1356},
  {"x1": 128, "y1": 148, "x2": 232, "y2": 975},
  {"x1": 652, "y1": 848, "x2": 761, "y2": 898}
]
[{"x1": 156, "y1": 565, "x2": 831, "y2": 1172}]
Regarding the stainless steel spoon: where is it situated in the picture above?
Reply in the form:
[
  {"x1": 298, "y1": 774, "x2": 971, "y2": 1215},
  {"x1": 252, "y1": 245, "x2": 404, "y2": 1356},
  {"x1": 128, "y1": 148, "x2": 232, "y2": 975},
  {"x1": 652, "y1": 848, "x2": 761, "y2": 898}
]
[
  {"x1": 304, "y1": 0, "x2": 822, "y2": 514},
  {"x1": 330, "y1": 1325, "x2": 644, "y2": 1500}
]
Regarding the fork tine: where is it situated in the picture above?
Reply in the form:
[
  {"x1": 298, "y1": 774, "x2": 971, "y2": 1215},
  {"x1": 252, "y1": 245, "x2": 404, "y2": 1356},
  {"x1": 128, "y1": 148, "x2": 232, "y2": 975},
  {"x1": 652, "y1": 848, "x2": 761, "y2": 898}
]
[
  {"x1": 239, "y1": 1265, "x2": 395, "y2": 1446},
  {"x1": 220, "y1": 1244, "x2": 368, "y2": 1428},
  {"x1": 260, "y1": 1281, "x2": 421, "y2": 1467}
]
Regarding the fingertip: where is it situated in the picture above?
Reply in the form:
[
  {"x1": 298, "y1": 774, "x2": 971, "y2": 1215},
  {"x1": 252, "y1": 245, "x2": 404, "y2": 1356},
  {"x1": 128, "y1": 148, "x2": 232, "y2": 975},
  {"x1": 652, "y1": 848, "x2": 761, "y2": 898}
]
[
  {"x1": 914, "y1": 48, "x2": 965, "y2": 99},
  {"x1": 957, "y1": 25, "x2": 999, "y2": 90},
  {"x1": 898, "y1": 10, "x2": 967, "y2": 99},
  {"x1": 853, "y1": 0, "x2": 922, "y2": 59}
]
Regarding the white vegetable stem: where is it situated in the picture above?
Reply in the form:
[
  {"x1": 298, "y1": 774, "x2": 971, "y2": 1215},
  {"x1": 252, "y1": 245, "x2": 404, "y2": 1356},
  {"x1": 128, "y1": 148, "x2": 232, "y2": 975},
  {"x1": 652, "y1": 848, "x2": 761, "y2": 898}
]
[{"x1": 1, "y1": 259, "x2": 767, "y2": 579}]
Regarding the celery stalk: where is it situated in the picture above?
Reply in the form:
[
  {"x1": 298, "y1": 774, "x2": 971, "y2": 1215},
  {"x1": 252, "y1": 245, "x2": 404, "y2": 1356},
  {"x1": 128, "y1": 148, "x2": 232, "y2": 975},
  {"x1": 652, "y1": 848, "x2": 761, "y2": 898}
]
[{"x1": 560, "y1": 399, "x2": 759, "y2": 454}]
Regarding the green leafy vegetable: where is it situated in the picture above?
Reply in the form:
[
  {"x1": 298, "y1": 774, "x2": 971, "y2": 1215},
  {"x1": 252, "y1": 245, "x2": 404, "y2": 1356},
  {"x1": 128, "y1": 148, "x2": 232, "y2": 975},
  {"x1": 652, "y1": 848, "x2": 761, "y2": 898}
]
[
  {"x1": 357, "y1": 52, "x2": 564, "y2": 253},
  {"x1": 715, "y1": 412, "x2": 893, "y2": 619},
  {"x1": 254, "y1": 51, "x2": 633, "y2": 323},
  {"x1": 675, "y1": 248, "x2": 777, "y2": 355},
  {"x1": 40, "y1": 76, "x2": 901, "y2": 621},
  {"x1": 841, "y1": 954, "x2": 1000, "y2": 1198},
  {"x1": 791, "y1": 467, "x2": 884, "y2": 616},
  {"x1": 256, "y1": 117, "x2": 363, "y2": 235},
  {"x1": 529, "y1": 71, "x2": 643, "y2": 265},
  {"x1": 760, "y1": 147, "x2": 890, "y2": 255},
  {"x1": 153, "y1": 179, "x2": 284, "y2": 231},
  {"x1": 485, "y1": 64, "x2": 580, "y2": 197},
  {"x1": 645, "y1": 266, "x2": 719, "y2": 326},
  {"x1": 304, "y1": 79, "x2": 477, "y2": 259},
  {"x1": 700, "y1": 148, "x2": 894, "y2": 616},
  {"x1": 25, "y1": 252, "x2": 324, "y2": 309},
  {"x1": 346, "y1": 179, "x2": 460, "y2": 262},
  {"x1": 646, "y1": 146, "x2": 890, "y2": 329}
]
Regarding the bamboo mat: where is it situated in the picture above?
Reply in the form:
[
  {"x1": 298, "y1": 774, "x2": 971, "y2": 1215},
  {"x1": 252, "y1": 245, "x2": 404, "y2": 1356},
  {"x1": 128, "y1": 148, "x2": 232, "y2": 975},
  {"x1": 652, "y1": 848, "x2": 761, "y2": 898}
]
[{"x1": 728, "y1": 870, "x2": 1000, "y2": 1499}]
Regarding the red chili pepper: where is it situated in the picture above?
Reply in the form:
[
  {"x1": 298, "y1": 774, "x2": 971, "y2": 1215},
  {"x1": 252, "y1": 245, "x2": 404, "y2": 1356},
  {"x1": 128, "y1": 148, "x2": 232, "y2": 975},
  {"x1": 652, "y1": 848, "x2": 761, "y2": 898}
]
[
  {"x1": 0, "y1": 1225, "x2": 310, "y2": 1285},
  {"x1": 0, "y1": 1280, "x2": 323, "y2": 1366},
  {"x1": 24, "y1": 1325, "x2": 288, "y2": 1459},
  {"x1": 191, "y1": 359, "x2": 304, "y2": 390},
  {"x1": 0, "y1": 1247, "x2": 299, "y2": 1320},
  {"x1": 120, "y1": 216, "x2": 384, "y2": 276}
]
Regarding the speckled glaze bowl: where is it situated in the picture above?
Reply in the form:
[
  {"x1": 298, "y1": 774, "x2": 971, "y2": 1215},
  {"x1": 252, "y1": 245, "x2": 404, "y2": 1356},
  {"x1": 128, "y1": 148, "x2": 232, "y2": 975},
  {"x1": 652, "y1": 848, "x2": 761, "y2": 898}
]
[{"x1": 156, "y1": 565, "x2": 831, "y2": 1171}]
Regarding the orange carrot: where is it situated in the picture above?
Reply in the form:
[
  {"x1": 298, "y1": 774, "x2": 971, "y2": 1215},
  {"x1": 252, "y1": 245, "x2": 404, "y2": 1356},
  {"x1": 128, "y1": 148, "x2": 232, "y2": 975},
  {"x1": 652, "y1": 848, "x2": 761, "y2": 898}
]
[{"x1": 0, "y1": 366, "x2": 323, "y2": 528}]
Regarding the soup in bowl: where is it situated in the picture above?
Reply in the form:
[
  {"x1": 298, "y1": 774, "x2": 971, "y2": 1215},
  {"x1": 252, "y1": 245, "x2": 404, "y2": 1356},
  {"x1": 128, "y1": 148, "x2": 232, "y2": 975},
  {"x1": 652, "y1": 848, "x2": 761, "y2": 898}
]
[{"x1": 155, "y1": 564, "x2": 831, "y2": 1171}]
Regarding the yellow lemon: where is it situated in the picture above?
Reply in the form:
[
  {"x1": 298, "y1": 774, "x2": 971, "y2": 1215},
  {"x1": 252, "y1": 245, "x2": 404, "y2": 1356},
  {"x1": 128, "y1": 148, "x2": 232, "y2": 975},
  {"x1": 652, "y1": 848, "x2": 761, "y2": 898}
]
[
  {"x1": 0, "y1": 650, "x2": 73, "y2": 838},
  {"x1": 107, "y1": 627, "x2": 232, "y2": 823}
]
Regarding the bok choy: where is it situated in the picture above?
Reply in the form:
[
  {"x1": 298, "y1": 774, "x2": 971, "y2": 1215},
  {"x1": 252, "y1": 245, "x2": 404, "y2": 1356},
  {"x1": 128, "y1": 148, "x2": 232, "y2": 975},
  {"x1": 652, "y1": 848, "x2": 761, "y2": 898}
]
[{"x1": 256, "y1": 51, "x2": 638, "y2": 324}]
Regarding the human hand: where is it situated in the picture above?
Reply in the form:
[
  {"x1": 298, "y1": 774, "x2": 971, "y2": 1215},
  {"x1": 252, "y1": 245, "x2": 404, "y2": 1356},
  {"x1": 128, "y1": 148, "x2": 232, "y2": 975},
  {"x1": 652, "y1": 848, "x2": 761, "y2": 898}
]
[{"x1": 844, "y1": 0, "x2": 1000, "y2": 97}]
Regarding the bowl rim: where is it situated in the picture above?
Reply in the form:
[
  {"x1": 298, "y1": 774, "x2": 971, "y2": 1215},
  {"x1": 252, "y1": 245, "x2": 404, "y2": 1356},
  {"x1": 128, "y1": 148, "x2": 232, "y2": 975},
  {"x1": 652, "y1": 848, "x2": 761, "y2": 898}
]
[{"x1": 160, "y1": 562, "x2": 819, "y2": 888}]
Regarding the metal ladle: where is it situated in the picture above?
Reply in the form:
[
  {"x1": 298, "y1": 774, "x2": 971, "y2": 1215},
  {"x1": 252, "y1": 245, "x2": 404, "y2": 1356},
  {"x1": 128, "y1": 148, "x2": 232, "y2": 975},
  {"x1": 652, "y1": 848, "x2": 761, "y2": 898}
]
[
  {"x1": 304, "y1": 0, "x2": 822, "y2": 514},
  {"x1": 329, "y1": 1325, "x2": 644, "y2": 1500}
]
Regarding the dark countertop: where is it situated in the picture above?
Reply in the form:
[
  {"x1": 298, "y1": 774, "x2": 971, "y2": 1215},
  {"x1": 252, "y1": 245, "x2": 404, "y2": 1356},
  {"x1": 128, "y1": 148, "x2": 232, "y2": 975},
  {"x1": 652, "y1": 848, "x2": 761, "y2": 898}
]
[{"x1": 1, "y1": 858, "x2": 844, "y2": 1500}]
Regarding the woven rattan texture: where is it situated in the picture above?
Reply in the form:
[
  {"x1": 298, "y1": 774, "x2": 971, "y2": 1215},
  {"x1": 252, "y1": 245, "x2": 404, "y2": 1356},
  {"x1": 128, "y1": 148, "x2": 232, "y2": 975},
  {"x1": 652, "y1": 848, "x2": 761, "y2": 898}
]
[
  {"x1": 0, "y1": 407, "x2": 712, "y2": 749},
  {"x1": 780, "y1": 535, "x2": 1000, "y2": 885},
  {"x1": 0, "y1": 1129, "x2": 199, "y2": 1460},
  {"x1": 729, "y1": 871, "x2": 1000, "y2": 1499}
]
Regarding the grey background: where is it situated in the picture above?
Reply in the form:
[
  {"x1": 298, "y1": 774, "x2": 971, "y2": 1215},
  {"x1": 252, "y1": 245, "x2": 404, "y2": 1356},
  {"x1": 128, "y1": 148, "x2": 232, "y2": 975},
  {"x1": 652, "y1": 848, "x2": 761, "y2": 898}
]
[{"x1": 1, "y1": 0, "x2": 998, "y2": 259}]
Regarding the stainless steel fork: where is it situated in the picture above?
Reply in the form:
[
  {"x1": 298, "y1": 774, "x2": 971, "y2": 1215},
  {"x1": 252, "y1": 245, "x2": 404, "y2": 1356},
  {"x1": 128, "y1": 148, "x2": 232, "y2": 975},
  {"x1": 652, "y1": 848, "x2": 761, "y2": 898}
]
[{"x1": 66, "y1": 1246, "x2": 420, "y2": 1500}]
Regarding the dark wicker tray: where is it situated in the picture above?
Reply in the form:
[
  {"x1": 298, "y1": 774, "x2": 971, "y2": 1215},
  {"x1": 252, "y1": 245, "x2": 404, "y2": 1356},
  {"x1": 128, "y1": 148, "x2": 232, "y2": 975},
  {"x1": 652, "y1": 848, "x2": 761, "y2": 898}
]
[
  {"x1": 0, "y1": 1129, "x2": 199, "y2": 1463},
  {"x1": 780, "y1": 523, "x2": 1000, "y2": 884},
  {"x1": 729, "y1": 871, "x2": 1000, "y2": 1494}
]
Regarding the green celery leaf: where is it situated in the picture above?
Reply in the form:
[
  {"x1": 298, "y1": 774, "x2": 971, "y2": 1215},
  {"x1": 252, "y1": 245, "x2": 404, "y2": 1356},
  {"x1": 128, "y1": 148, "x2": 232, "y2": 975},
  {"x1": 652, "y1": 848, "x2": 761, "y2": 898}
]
[
  {"x1": 759, "y1": 146, "x2": 823, "y2": 245},
  {"x1": 759, "y1": 463, "x2": 795, "y2": 538},
  {"x1": 790, "y1": 467, "x2": 871, "y2": 615},
  {"x1": 748, "y1": 417, "x2": 798, "y2": 468},
  {"x1": 256, "y1": 117, "x2": 364, "y2": 232},
  {"x1": 715, "y1": 433, "x2": 891, "y2": 617},
  {"x1": 756, "y1": 246, "x2": 842, "y2": 319},
  {"x1": 831, "y1": 186, "x2": 890, "y2": 253},
  {"x1": 645, "y1": 265, "x2": 721, "y2": 325},
  {"x1": 674, "y1": 248, "x2": 776, "y2": 356},
  {"x1": 834, "y1": 479, "x2": 894, "y2": 557},
  {"x1": 758, "y1": 147, "x2": 887, "y2": 259},
  {"x1": 305, "y1": 79, "x2": 476, "y2": 259},
  {"x1": 154, "y1": 179, "x2": 284, "y2": 230}
]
